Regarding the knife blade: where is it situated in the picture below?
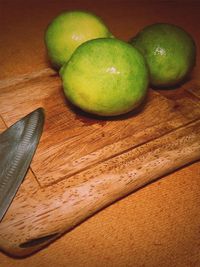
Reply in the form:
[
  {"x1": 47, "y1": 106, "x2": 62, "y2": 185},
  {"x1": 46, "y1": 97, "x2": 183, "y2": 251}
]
[{"x1": 0, "y1": 108, "x2": 45, "y2": 221}]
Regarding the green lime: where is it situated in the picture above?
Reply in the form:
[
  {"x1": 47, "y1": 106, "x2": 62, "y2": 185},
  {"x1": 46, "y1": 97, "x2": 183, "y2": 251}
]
[
  {"x1": 130, "y1": 23, "x2": 196, "y2": 87},
  {"x1": 60, "y1": 38, "x2": 149, "y2": 116},
  {"x1": 44, "y1": 10, "x2": 113, "y2": 68}
]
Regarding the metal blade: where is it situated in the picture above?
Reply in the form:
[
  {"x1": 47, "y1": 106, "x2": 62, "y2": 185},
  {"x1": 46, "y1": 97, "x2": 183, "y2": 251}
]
[{"x1": 0, "y1": 108, "x2": 45, "y2": 221}]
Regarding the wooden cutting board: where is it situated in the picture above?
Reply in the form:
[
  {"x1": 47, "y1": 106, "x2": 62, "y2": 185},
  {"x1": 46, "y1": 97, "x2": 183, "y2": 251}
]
[{"x1": 0, "y1": 68, "x2": 200, "y2": 257}]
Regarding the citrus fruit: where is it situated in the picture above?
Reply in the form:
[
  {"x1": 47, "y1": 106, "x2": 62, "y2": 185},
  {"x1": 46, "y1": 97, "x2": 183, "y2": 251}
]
[
  {"x1": 60, "y1": 38, "x2": 149, "y2": 116},
  {"x1": 44, "y1": 10, "x2": 113, "y2": 68},
  {"x1": 130, "y1": 23, "x2": 196, "y2": 87}
]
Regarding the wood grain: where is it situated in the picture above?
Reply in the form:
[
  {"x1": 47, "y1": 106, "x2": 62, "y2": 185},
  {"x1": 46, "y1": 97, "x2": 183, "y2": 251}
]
[
  {"x1": 0, "y1": 0, "x2": 200, "y2": 265},
  {"x1": 0, "y1": 69, "x2": 199, "y2": 257},
  {"x1": 0, "y1": 116, "x2": 6, "y2": 132},
  {"x1": 0, "y1": 70, "x2": 200, "y2": 187},
  {"x1": 0, "y1": 118, "x2": 199, "y2": 257}
]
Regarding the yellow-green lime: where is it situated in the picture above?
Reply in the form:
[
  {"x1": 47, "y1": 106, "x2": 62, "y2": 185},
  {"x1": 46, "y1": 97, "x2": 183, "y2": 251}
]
[
  {"x1": 44, "y1": 10, "x2": 113, "y2": 68},
  {"x1": 60, "y1": 38, "x2": 149, "y2": 117},
  {"x1": 130, "y1": 23, "x2": 196, "y2": 87}
]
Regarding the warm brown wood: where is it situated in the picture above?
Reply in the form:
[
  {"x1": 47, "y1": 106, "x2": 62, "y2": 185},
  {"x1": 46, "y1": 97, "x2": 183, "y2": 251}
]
[
  {"x1": 1, "y1": 0, "x2": 200, "y2": 265},
  {"x1": 0, "y1": 118, "x2": 199, "y2": 256},
  {"x1": 0, "y1": 116, "x2": 6, "y2": 132},
  {"x1": 0, "y1": 70, "x2": 200, "y2": 188},
  {"x1": 0, "y1": 68, "x2": 199, "y2": 257}
]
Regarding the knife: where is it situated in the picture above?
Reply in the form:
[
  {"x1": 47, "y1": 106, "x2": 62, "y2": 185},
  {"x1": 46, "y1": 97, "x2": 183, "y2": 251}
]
[{"x1": 0, "y1": 108, "x2": 45, "y2": 221}]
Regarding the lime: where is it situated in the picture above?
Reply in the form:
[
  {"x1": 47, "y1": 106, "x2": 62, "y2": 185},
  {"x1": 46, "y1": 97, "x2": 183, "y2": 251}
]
[
  {"x1": 130, "y1": 23, "x2": 196, "y2": 87},
  {"x1": 44, "y1": 10, "x2": 113, "y2": 68},
  {"x1": 60, "y1": 38, "x2": 149, "y2": 116}
]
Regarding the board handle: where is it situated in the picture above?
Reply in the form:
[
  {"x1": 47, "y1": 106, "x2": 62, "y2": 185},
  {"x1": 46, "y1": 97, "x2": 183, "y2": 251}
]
[{"x1": 0, "y1": 119, "x2": 200, "y2": 257}]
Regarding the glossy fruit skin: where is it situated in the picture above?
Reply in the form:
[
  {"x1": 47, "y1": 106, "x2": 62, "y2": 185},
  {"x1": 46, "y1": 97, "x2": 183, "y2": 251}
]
[
  {"x1": 60, "y1": 38, "x2": 149, "y2": 116},
  {"x1": 130, "y1": 23, "x2": 196, "y2": 87},
  {"x1": 45, "y1": 10, "x2": 112, "y2": 68}
]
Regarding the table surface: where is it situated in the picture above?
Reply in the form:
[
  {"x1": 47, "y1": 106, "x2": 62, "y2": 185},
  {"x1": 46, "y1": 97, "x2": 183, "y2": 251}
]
[{"x1": 0, "y1": 0, "x2": 200, "y2": 266}]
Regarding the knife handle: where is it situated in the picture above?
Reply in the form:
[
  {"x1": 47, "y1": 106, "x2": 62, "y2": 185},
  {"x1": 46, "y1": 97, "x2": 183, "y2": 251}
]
[{"x1": 0, "y1": 119, "x2": 200, "y2": 257}]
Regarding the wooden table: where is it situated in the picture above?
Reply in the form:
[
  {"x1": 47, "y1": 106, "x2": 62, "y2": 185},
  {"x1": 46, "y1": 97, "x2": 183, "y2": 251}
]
[{"x1": 0, "y1": 0, "x2": 200, "y2": 266}]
